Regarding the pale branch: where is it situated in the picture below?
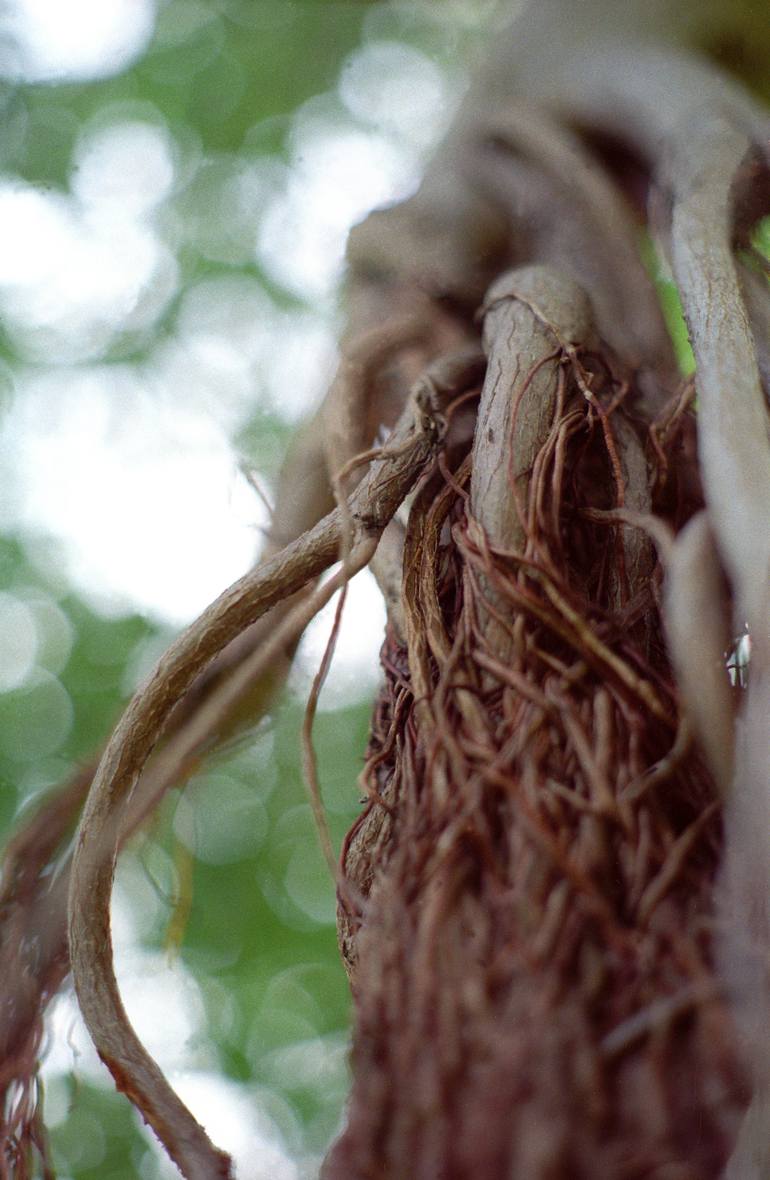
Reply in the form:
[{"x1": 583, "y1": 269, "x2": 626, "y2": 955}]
[
  {"x1": 472, "y1": 264, "x2": 596, "y2": 549},
  {"x1": 662, "y1": 111, "x2": 770, "y2": 1175},
  {"x1": 666, "y1": 115, "x2": 770, "y2": 628},
  {"x1": 469, "y1": 265, "x2": 595, "y2": 660},
  {"x1": 67, "y1": 376, "x2": 457, "y2": 1179},
  {"x1": 719, "y1": 654, "x2": 770, "y2": 1176},
  {"x1": 663, "y1": 511, "x2": 734, "y2": 794},
  {"x1": 737, "y1": 257, "x2": 770, "y2": 400},
  {"x1": 369, "y1": 518, "x2": 408, "y2": 640},
  {"x1": 723, "y1": 1090, "x2": 770, "y2": 1180}
]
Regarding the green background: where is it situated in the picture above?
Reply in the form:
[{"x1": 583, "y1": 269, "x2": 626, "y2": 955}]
[{"x1": 0, "y1": 3, "x2": 491, "y2": 1176}]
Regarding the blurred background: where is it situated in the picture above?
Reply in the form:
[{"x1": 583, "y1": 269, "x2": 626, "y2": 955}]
[{"x1": 0, "y1": 1, "x2": 503, "y2": 1176}]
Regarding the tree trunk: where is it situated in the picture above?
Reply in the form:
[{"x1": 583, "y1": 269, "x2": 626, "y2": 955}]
[
  {"x1": 2, "y1": 1, "x2": 769, "y2": 1177},
  {"x1": 319, "y1": 1, "x2": 770, "y2": 1176}
]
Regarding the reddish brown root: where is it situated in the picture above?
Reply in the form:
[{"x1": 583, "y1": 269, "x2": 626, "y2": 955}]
[{"x1": 329, "y1": 354, "x2": 747, "y2": 1180}]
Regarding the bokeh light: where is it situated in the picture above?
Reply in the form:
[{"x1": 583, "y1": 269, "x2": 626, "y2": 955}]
[
  {"x1": 0, "y1": 170, "x2": 177, "y2": 362},
  {"x1": 339, "y1": 39, "x2": 451, "y2": 147},
  {"x1": 0, "y1": 2, "x2": 490, "y2": 1175},
  {"x1": 2, "y1": 366, "x2": 263, "y2": 622},
  {"x1": 173, "y1": 770, "x2": 270, "y2": 867},
  {"x1": 0, "y1": 0, "x2": 157, "y2": 83},
  {"x1": 0, "y1": 667, "x2": 72, "y2": 760},
  {"x1": 0, "y1": 591, "x2": 37, "y2": 689},
  {"x1": 256, "y1": 108, "x2": 419, "y2": 299}
]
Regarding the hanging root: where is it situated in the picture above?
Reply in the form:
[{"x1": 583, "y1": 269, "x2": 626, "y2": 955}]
[
  {"x1": 326, "y1": 19, "x2": 770, "y2": 1176},
  {"x1": 65, "y1": 371, "x2": 468, "y2": 1178},
  {"x1": 329, "y1": 260, "x2": 750, "y2": 1178}
]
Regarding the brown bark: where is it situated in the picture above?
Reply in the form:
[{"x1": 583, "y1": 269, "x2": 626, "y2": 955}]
[{"x1": 324, "y1": 2, "x2": 770, "y2": 1176}]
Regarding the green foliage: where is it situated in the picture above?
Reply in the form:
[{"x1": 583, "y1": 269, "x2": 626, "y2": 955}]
[
  {"x1": 47, "y1": 1079, "x2": 149, "y2": 1180},
  {"x1": 639, "y1": 235, "x2": 695, "y2": 375},
  {"x1": 5, "y1": 3, "x2": 369, "y2": 187},
  {"x1": 754, "y1": 215, "x2": 770, "y2": 263}
]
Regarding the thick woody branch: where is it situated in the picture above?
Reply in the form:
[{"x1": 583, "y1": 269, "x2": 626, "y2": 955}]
[
  {"x1": 663, "y1": 512, "x2": 734, "y2": 794},
  {"x1": 662, "y1": 107, "x2": 770, "y2": 1178},
  {"x1": 665, "y1": 116, "x2": 770, "y2": 627},
  {"x1": 471, "y1": 265, "x2": 596, "y2": 549}
]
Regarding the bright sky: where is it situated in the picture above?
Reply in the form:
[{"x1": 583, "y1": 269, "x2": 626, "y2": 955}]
[
  {"x1": 1, "y1": 0, "x2": 156, "y2": 81},
  {"x1": 0, "y1": 2, "x2": 453, "y2": 678}
]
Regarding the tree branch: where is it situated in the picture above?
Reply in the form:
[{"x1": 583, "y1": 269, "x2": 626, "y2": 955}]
[{"x1": 67, "y1": 378, "x2": 455, "y2": 1178}]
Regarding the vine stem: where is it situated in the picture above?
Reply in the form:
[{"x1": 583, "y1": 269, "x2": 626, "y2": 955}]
[{"x1": 67, "y1": 382, "x2": 451, "y2": 1180}]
